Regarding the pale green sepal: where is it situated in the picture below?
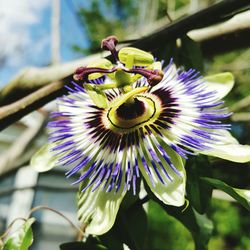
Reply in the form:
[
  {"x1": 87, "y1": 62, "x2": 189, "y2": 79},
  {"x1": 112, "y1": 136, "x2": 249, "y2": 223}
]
[
  {"x1": 78, "y1": 186, "x2": 126, "y2": 235},
  {"x1": 202, "y1": 143, "x2": 250, "y2": 163},
  {"x1": 2, "y1": 218, "x2": 35, "y2": 250},
  {"x1": 139, "y1": 141, "x2": 186, "y2": 207},
  {"x1": 118, "y1": 47, "x2": 154, "y2": 67},
  {"x1": 204, "y1": 72, "x2": 234, "y2": 100},
  {"x1": 30, "y1": 144, "x2": 57, "y2": 172},
  {"x1": 85, "y1": 86, "x2": 108, "y2": 109},
  {"x1": 201, "y1": 130, "x2": 250, "y2": 163}
]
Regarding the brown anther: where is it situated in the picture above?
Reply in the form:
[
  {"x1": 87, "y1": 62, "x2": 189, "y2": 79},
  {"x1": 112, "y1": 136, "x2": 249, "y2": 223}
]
[
  {"x1": 124, "y1": 68, "x2": 164, "y2": 87},
  {"x1": 147, "y1": 70, "x2": 164, "y2": 86},
  {"x1": 73, "y1": 67, "x2": 89, "y2": 81},
  {"x1": 73, "y1": 66, "x2": 117, "y2": 82}
]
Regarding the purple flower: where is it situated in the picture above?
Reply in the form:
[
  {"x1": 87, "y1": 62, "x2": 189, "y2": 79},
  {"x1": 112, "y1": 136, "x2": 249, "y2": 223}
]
[{"x1": 31, "y1": 37, "x2": 250, "y2": 235}]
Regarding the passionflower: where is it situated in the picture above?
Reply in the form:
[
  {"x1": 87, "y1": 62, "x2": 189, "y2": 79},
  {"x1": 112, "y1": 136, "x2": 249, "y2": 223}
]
[{"x1": 32, "y1": 36, "x2": 250, "y2": 235}]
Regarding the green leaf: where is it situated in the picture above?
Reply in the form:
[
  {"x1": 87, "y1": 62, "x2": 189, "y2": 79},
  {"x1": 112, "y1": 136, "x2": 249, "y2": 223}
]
[
  {"x1": 60, "y1": 242, "x2": 108, "y2": 250},
  {"x1": 204, "y1": 72, "x2": 234, "y2": 100},
  {"x1": 186, "y1": 156, "x2": 212, "y2": 213},
  {"x1": 2, "y1": 218, "x2": 35, "y2": 250},
  {"x1": 145, "y1": 182, "x2": 213, "y2": 250},
  {"x1": 121, "y1": 202, "x2": 147, "y2": 250},
  {"x1": 30, "y1": 144, "x2": 57, "y2": 172},
  {"x1": 85, "y1": 86, "x2": 109, "y2": 109},
  {"x1": 179, "y1": 35, "x2": 204, "y2": 73},
  {"x1": 99, "y1": 234, "x2": 124, "y2": 250},
  {"x1": 100, "y1": 194, "x2": 147, "y2": 250},
  {"x1": 164, "y1": 205, "x2": 212, "y2": 250},
  {"x1": 201, "y1": 177, "x2": 250, "y2": 211}
]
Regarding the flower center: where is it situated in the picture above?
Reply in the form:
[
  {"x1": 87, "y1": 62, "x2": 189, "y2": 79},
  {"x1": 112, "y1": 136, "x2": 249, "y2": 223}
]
[
  {"x1": 103, "y1": 94, "x2": 162, "y2": 133},
  {"x1": 116, "y1": 98, "x2": 145, "y2": 120}
]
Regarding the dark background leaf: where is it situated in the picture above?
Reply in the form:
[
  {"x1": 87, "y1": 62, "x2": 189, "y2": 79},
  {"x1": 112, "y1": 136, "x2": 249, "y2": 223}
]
[
  {"x1": 144, "y1": 181, "x2": 213, "y2": 250},
  {"x1": 179, "y1": 35, "x2": 204, "y2": 73},
  {"x1": 186, "y1": 156, "x2": 213, "y2": 213}
]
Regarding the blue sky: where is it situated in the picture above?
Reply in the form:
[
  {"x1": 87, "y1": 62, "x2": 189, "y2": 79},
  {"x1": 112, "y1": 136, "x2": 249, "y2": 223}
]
[{"x1": 0, "y1": 0, "x2": 90, "y2": 86}]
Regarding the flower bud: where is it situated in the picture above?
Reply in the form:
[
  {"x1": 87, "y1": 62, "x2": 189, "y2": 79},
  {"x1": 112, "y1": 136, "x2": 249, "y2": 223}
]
[{"x1": 118, "y1": 47, "x2": 154, "y2": 67}]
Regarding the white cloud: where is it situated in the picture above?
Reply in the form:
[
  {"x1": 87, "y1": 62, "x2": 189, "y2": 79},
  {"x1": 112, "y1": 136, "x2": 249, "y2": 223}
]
[{"x1": 0, "y1": 0, "x2": 50, "y2": 67}]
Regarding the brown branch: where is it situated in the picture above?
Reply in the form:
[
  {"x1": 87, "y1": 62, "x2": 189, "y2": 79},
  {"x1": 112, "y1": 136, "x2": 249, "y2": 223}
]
[
  {"x1": 0, "y1": 81, "x2": 62, "y2": 119},
  {"x1": 0, "y1": 0, "x2": 249, "y2": 131},
  {"x1": 0, "y1": 54, "x2": 102, "y2": 106},
  {"x1": 0, "y1": 114, "x2": 45, "y2": 175},
  {"x1": 231, "y1": 112, "x2": 250, "y2": 122},
  {"x1": 0, "y1": 81, "x2": 66, "y2": 131}
]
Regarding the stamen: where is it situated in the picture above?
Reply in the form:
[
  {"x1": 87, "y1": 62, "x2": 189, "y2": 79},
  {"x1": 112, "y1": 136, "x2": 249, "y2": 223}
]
[
  {"x1": 73, "y1": 67, "x2": 117, "y2": 82},
  {"x1": 101, "y1": 36, "x2": 119, "y2": 62},
  {"x1": 125, "y1": 68, "x2": 164, "y2": 86}
]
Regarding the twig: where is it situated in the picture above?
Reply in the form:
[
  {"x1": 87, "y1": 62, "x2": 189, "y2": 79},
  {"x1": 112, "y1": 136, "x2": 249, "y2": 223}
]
[
  {"x1": 28, "y1": 205, "x2": 85, "y2": 238},
  {"x1": 0, "y1": 217, "x2": 27, "y2": 240},
  {"x1": 165, "y1": 12, "x2": 173, "y2": 23}
]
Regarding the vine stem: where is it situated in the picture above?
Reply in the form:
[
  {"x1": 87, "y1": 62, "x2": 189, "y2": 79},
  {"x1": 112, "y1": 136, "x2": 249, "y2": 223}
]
[
  {"x1": 28, "y1": 205, "x2": 85, "y2": 238},
  {"x1": 0, "y1": 217, "x2": 27, "y2": 240}
]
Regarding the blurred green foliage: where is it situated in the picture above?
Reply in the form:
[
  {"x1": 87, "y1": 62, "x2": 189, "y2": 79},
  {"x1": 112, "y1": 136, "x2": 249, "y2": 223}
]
[
  {"x1": 209, "y1": 200, "x2": 250, "y2": 250},
  {"x1": 146, "y1": 199, "x2": 250, "y2": 250},
  {"x1": 207, "y1": 48, "x2": 250, "y2": 107},
  {"x1": 74, "y1": 0, "x2": 138, "y2": 54}
]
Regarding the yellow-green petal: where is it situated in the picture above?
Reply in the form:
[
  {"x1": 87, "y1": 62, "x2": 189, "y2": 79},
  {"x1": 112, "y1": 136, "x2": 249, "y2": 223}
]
[
  {"x1": 138, "y1": 139, "x2": 186, "y2": 206},
  {"x1": 78, "y1": 186, "x2": 126, "y2": 235},
  {"x1": 30, "y1": 144, "x2": 57, "y2": 172},
  {"x1": 204, "y1": 72, "x2": 234, "y2": 100},
  {"x1": 201, "y1": 130, "x2": 250, "y2": 163}
]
